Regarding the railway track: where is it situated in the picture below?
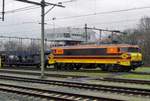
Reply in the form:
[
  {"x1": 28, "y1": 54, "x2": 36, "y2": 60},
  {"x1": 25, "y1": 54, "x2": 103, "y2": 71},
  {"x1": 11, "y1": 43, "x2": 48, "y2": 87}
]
[
  {"x1": 97, "y1": 77, "x2": 150, "y2": 85},
  {"x1": 0, "y1": 69, "x2": 87, "y2": 78},
  {"x1": 0, "y1": 75, "x2": 150, "y2": 97},
  {"x1": 0, "y1": 83, "x2": 121, "y2": 101},
  {"x1": 4, "y1": 67, "x2": 150, "y2": 75},
  {"x1": 0, "y1": 69, "x2": 150, "y2": 85}
]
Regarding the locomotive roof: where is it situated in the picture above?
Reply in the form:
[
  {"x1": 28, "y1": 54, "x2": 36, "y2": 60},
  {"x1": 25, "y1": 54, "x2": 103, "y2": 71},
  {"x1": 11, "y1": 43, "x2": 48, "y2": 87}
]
[{"x1": 51, "y1": 44, "x2": 139, "y2": 49}]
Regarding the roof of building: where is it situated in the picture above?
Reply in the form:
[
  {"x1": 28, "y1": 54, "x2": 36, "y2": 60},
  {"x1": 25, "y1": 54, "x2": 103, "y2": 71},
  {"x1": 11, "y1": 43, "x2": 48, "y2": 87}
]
[{"x1": 45, "y1": 27, "x2": 95, "y2": 34}]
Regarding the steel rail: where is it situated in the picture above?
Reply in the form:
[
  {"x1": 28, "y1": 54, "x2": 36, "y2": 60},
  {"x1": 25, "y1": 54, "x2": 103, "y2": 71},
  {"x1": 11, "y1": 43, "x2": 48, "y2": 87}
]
[
  {"x1": 0, "y1": 69, "x2": 150, "y2": 85},
  {"x1": 0, "y1": 83, "x2": 122, "y2": 101},
  {"x1": 99, "y1": 77, "x2": 150, "y2": 85},
  {"x1": 0, "y1": 75, "x2": 150, "y2": 97}
]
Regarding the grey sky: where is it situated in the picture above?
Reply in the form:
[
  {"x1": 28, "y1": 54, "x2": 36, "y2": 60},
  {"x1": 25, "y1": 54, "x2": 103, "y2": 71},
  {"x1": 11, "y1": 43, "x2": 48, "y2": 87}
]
[{"x1": 0, "y1": 0, "x2": 150, "y2": 38}]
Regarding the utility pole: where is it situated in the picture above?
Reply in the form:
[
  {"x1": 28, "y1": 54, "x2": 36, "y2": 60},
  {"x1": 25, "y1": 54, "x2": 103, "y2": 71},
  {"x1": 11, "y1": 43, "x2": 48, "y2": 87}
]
[
  {"x1": 41, "y1": 0, "x2": 45, "y2": 78},
  {"x1": 1, "y1": 0, "x2": 5, "y2": 21},
  {"x1": 15, "y1": 0, "x2": 65, "y2": 78},
  {"x1": 99, "y1": 30, "x2": 102, "y2": 45},
  {"x1": 84, "y1": 24, "x2": 88, "y2": 43}
]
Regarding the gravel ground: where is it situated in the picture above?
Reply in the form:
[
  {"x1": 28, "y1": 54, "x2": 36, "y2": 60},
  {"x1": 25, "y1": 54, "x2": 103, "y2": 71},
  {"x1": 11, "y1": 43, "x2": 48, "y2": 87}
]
[
  {"x1": 0, "y1": 79, "x2": 149, "y2": 101},
  {"x1": 0, "y1": 69, "x2": 149, "y2": 101},
  {"x1": 1, "y1": 68, "x2": 150, "y2": 80},
  {"x1": 86, "y1": 80, "x2": 150, "y2": 90},
  {"x1": 0, "y1": 91, "x2": 46, "y2": 101},
  {"x1": 0, "y1": 68, "x2": 110, "y2": 77},
  {"x1": 1, "y1": 72, "x2": 150, "y2": 90}
]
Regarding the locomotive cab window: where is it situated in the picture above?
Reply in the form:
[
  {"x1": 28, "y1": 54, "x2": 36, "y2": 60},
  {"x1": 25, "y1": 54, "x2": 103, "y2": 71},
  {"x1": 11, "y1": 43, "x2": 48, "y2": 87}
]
[
  {"x1": 120, "y1": 47, "x2": 140, "y2": 52},
  {"x1": 128, "y1": 47, "x2": 140, "y2": 52}
]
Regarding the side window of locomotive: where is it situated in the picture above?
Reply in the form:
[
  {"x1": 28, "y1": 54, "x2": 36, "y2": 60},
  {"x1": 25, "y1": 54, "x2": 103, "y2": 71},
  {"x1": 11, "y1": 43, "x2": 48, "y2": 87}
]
[
  {"x1": 95, "y1": 48, "x2": 106, "y2": 55},
  {"x1": 64, "y1": 49, "x2": 72, "y2": 55},
  {"x1": 120, "y1": 47, "x2": 128, "y2": 52},
  {"x1": 76, "y1": 49, "x2": 99, "y2": 55},
  {"x1": 128, "y1": 47, "x2": 139, "y2": 52},
  {"x1": 120, "y1": 47, "x2": 140, "y2": 52},
  {"x1": 73, "y1": 49, "x2": 87, "y2": 55}
]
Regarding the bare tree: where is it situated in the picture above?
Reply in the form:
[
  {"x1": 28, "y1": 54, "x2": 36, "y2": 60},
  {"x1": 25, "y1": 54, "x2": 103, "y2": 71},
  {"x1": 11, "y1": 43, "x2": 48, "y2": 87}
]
[
  {"x1": 27, "y1": 41, "x2": 40, "y2": 53},
  {"x1": 4, "y1": 41, "x2": 19, "y2": 51}
]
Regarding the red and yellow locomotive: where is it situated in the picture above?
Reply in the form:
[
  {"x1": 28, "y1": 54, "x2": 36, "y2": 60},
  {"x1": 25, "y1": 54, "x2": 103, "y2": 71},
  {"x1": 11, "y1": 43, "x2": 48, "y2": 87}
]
[{"x1": 48, "y1": 44, "x2": 143, "y2": 72}]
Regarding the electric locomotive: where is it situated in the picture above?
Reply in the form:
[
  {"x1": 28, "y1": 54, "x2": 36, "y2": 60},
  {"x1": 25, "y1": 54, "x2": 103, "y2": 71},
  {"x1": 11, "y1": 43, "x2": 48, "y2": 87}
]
[{"x1": 48, "y1": 44, "x2": 143, "y2": 71}]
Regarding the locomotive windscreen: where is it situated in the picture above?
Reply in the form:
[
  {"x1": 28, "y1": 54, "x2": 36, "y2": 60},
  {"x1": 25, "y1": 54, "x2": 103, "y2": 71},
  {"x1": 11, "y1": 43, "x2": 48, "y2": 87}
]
[{"x1": 120, "y1": 47, "x2": 140, "y2": 53}]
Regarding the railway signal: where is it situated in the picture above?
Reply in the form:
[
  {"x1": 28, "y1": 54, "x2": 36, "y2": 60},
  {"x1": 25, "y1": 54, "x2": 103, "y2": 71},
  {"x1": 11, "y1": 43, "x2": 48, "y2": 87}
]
[{"x1": 15, "y1": 0, "x2": 65, "y2": 78}]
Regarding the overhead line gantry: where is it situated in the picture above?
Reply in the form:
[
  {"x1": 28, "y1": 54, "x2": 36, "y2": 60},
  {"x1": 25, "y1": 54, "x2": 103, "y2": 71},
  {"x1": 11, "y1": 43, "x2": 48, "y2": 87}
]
[{"x1": 15, "y1": 0, "x2": 65, "y2": 78}]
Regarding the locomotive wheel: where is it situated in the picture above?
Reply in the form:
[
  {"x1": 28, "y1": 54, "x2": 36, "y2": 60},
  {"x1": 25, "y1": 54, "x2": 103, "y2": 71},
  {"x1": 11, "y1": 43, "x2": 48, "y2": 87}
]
[
  {"x1": 117, "y1": 66, "x2": 131, "y2": 72},
  {"x1": 64, "y1": 64, "x2": 70, "y2": 71},
  {"x1": 101, "y1": 67, "x2": 108, "y2": 71},
  {"x1": 69, "y1": 64, "x2": 74, "y2": 71},
  {"x1": 117, "y1": 66, "x2": 125, "y2": 72},
  {"x1": 60, "y1": 63, "x2": 66, "y2": 70},
  {"x1": 76, "y1": 67, "x2": 80, "y2": 70},
  {"x1": 74, "y1": 64, "x2": 81, "y2": 70},
  {"x1": 76, "y1": 64, "x2": 82, "y2": 70},
  {"x1": 54, "y1": 64, "x2": 61, "y2": 70},
  {"x1": 68, "y1": 64, "x2": 74, "y2": 71},
  {"x1": 107, "y1": 65, "x2": 114, "y2": 72},
  {"x1": 100, "y1": 65, "x2": 108, "y2": 71},
  {"x1": 54, "y1": 64, "x2": 58, "y2": 70},
  {"x1": 113, "y1": 65, "x2": 121, "y2": 72},
  {"x1": 123, "y1": 68, "x2": 131, "y2": 72},
  {"x1": 69, "y1": 65, "x2": 74, "y2": 71}
]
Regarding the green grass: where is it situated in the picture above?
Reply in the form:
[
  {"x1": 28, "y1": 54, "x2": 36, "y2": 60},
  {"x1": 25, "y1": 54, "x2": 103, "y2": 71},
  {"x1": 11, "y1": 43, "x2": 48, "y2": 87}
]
[
  {"x1": 135, "y1": 67, "x2": 150, "y2": 72},
  {"x1": 115, "y1": 67, "x2": 150, "y2": 80},
  {"x1": 117, "y1": 74, "x2": 150, "y2": 80},
  {"x1": 52, "y1": 67, "x2": 150, "y2": 79}
]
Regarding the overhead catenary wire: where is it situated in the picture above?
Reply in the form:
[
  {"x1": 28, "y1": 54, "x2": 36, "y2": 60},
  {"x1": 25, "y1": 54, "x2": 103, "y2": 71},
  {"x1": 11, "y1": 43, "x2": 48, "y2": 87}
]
[
  {"x1": 61, "y1": 0, "x2": 77, "y2": 4},
  {"x1": 46, "y1": 5, "x2": 150, "y2": 21},
  {"x1": 1, "y1": 4, "x2": 150, "y2": 21},
  {"x1": 0, "y1": 1, "x2": 150, "y2": 30},
  {"x1": 0, "y1": 5, "x2": 40, "y2": 15},
  {"x1": 1, "y1": 4, "x2": 150, "y2": 17},
  {"x1": 0, "y1": 0, "x2": 74, "y2": 15},
  {"x1": 0, "y1": 17, "x2": 140, "y2": 27}
]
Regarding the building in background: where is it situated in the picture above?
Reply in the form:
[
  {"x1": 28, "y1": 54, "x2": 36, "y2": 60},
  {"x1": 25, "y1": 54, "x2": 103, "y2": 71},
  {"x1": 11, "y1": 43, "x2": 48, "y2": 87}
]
[{"x1": 45, "y1": 27, "x2": 96, "y2": 46}]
